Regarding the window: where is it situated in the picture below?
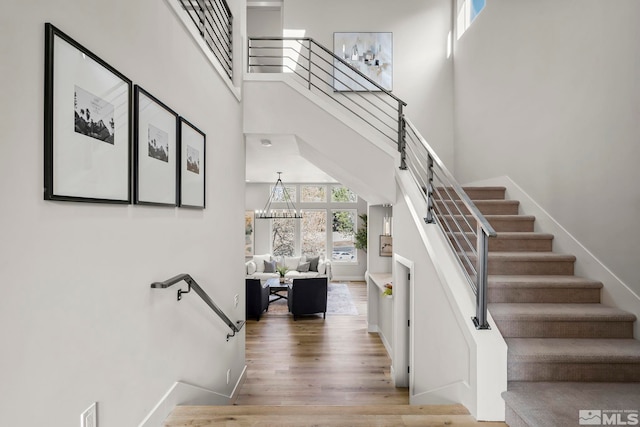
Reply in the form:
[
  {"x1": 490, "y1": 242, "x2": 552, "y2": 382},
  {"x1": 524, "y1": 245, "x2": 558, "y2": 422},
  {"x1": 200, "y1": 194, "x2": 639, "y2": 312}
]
[
  {"x1": 271, "y1": 185, "x2": 296, "y2": 202},
  {"x1": 272, "y1": 213, "x2": 296, "y2": 256},
  {"x1": 301, "y1": 185, "x2": 326, "y2": 202},
  {"x1": 331, "y1": 185, "x2": 357, "y2": 203},
  {"x1": 457, "y1": 0, "x2": 485, "y2": 40},
  {"x1": 301, "y1": 210, "x2": 327, "y2": 257},
  {"x1": 332, "y1": 209, "x2": 357, "y2": 262}
]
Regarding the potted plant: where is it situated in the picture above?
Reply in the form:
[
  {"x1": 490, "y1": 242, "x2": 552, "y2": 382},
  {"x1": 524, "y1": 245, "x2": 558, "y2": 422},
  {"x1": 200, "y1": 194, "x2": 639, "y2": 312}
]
[
  {"x1": 276, "y1": 265, "x2": 289, "y2": 283},
  {"x1": 354, "y1": 213, "x2": 367, "y2": 252},
  {"x1": 383, "y1": 282, "x2": 393, "y2": 297}
]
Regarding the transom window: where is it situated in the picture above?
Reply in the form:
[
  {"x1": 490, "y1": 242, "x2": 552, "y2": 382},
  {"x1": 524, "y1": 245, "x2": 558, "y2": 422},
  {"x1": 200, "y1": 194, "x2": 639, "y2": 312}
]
[{"x1": 331, "y1": 185, "x2": 357, "y2": 203}]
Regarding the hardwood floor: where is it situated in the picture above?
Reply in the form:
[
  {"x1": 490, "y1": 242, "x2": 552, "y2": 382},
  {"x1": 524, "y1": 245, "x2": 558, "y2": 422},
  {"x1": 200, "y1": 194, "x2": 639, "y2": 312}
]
[
  {"x1": 236, "y1": 281, "x2": 408, "y2": 405},
  {"x1": 164, "y1": 281, "x2": 509, "y2": 426}
]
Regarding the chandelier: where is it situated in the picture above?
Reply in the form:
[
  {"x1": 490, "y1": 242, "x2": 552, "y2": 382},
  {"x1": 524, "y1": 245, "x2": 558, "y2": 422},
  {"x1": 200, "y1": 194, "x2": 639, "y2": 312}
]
[{"x1": 256, "y1": 172, "x2": 302, "y2": 219}]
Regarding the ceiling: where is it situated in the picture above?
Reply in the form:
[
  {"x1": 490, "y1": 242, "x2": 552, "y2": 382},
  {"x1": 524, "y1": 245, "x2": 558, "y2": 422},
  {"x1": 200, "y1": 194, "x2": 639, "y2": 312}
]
[{"x1": 245, "y1": 134, "x2": 338, "y2": 183}]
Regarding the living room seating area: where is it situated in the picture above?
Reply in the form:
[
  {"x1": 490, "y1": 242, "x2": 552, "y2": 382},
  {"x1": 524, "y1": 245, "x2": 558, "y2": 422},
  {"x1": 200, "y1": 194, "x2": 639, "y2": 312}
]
[{"x1": 245, "y1": 253, "x2": 332, "y2": 280}]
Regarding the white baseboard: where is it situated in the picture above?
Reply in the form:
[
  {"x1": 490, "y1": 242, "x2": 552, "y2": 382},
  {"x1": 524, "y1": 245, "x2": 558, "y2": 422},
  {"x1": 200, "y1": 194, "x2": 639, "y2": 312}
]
[
  {"x1": 411, "y1": 380, "x2": 470, "y2": 406},
  {"x1": 378, "y1": 329, "x2": 392, "y2": 359},
  {"x1": 332, "y1": 275, "x2": 366, "y2": 282},
  {"x1": 138, "y1": 367, "x2": 247, "y2": 427},
  {"x1": 468, "y1": 176, "x2": 640, "y2": 339},
  {"x1": 229, "y1": 365, "x2": 248, "y2": 405}
]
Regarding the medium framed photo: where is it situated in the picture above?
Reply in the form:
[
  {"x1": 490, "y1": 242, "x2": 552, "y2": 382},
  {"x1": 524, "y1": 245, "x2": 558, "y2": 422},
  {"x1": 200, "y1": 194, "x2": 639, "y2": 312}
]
[
  {"x1": 179, "y1": 118, "x2": 206, "y2": 208},
  {"x1": 134, "y1": 86, "x2": 179, "y2": 206},
  {"x1": 44, "y1": 23, "x2": 132, "y2": 203},
  {"x1": 380, "y1": 235, "x2": 392, "y2": 257},
  {"x1": 333, "y1": 32, "x2": 393, "y2": 92},
  {"x1": 245, "y1": 211, "x2": 255, "y2": 256}
]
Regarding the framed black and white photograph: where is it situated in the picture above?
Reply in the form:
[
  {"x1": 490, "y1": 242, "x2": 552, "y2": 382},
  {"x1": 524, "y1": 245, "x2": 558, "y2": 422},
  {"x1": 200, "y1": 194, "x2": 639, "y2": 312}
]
[
  {"x1": 44, "y1": 23, "x2": 132, "y2": 203},
  {"x1": 179, "y1": 118, "x2": 206, "y2": 208},
  {"x1": 134, "y1": 85, "x2": 179, "y2": 206},
  {"x1": 333, "y1": 32, "x2": 393, "y2": 92},
  {"x1": 380, "y1": 235, "x2": 393, "y2": 257}
]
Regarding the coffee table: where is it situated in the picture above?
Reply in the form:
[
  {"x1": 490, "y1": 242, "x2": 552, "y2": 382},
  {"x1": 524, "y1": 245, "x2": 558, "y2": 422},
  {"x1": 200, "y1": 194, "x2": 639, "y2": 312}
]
[{"x1": 264, "y1": 278, "x2": 291, "y2": 303}]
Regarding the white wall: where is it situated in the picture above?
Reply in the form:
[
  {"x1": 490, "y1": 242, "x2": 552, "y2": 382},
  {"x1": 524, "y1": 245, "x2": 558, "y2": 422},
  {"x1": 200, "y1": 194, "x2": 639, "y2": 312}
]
[
  {"x1": 0, "y1": 1, "x2": 246, "y2": 426},
  {"x1": 282, "y1": 0, "x2": 455, "y2": 168},
  {"x1": 453, "y1": 0, "x2": 640, "y2": 297},
  {"x1": 245, "y1": 182, "x2": 367, "y2": 280}
]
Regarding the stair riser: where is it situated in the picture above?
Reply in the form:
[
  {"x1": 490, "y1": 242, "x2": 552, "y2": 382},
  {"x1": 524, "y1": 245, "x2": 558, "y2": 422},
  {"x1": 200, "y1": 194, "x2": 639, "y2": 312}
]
[
  {"x1": 438, "y1": 187, "x2": 506, "y2": 200},
  {"x1": 505, "y1": 405, "x2": 530, "y2": 427},
  {"x1": 495, "y1": 320, "x2": 634, "y2": 338},
  {"x1": 508, "y1": 362, "x2": 640, "y2": 382},
  {"x1": 488, "y1": 260, "x2": 574, "y2": 275},
  {"x1": 488, "y1": 288, "x2": 601, "y2": 304},
  {"x1": 436, "y1": 201, "x2": 519, "y2": 215},
  {"x1": 447, "y1": 234, "x2": 553, "y2": 252},
  {"x1": 490, "y1": 239, "x2": 552, "y2": 252},
  {"x1": 445, "y1": 216, "x2": 535, "y2": 232}
]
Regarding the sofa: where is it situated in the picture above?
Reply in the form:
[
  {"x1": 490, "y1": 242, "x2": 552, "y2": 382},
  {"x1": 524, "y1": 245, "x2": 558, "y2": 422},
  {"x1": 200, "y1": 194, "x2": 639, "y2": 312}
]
[{"x1": 245, "y1": 253, "x2": 332, "y2": 280}]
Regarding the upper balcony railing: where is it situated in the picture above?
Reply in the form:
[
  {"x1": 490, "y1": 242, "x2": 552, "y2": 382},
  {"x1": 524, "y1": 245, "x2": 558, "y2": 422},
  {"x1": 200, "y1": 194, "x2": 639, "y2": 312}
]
[
  {"x1": 179, "y1": 0, "x2": 233, "y2": 79},
  {"x1": 247, "y1": 36, "x2": 494, "y2": 329},
  {"x1": 248, "y1": 37, "x2": 406, "y2": 149}
]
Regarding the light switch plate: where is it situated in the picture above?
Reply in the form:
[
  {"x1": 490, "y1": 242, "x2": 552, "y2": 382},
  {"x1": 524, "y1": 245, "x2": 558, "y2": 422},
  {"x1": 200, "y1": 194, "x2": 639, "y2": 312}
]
[{"x1": 81, "y1": 402, "x2": 97, "y2": 427}]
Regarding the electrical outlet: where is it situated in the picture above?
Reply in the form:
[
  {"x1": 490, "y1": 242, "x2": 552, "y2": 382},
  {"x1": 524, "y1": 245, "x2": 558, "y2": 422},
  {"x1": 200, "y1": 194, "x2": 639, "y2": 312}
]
[
  {"x1": 81, "y1": 402, "x2": 97, "y2": 427},
  {"x1": 226, "y1": 369, "x2": 231, "y2": 384},
  {"x1": 234, "y1": 294, "x2": 239, "y2": 308}
]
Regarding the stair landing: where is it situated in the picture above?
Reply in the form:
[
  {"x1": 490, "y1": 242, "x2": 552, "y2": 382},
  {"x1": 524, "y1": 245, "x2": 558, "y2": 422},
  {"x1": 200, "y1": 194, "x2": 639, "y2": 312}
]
[{"x1": 164, "y1": 405, "x2": 508, "y2": 427}]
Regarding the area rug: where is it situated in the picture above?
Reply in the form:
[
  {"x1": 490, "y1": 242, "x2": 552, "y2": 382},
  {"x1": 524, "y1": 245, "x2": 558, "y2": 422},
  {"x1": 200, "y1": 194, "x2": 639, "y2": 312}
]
[{"x1": 268, "y1": 283, "x2": 358, "y2": 316}]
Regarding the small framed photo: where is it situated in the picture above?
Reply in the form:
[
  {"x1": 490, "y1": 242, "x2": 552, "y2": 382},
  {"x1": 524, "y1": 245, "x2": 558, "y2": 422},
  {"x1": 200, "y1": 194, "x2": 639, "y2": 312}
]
[
  {"x1": 134, "y1": 86, "x2": 179, "y2": 206},
  {"x1": 179, "y1": 118, "x2": 206, "y2": 208},
  {"x1": 245, "y1": 211, "x2": 255, "y2": 256},
  {"x1": 380, "y1": 235, "x2": 392, "y2": 257},
  {"x1": 44, "y1": 23, "x2": 132, "y2": 203}
]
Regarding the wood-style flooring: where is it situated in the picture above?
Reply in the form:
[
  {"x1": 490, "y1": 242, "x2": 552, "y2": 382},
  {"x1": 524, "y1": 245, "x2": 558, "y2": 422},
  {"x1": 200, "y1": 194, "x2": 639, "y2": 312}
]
[
  {"x1": 164, "y1": 282, "x2": 508, "y2": 426},
  {"x1": 236, "y1": 281, "x2": 407, "y2": 405}
]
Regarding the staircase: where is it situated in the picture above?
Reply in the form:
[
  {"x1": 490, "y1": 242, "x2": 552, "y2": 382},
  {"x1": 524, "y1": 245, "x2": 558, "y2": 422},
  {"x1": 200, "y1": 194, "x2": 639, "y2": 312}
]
[
  {"x1": 454, "y1": 187, "x2": 640, "y2": 427},
  {"x1": 163, "y1": 404, "x2": 508, "y2": 426}
]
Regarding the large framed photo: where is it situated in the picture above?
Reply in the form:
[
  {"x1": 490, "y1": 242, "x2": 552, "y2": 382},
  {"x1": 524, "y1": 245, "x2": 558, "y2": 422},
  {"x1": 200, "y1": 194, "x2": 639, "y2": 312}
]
[
  {"x1": 380, "y1": 235, "x2": 392, "y2": 257},
  {"x1": 134, "y1": 86, "x2": 179, "y2": 206},
  {"x1": 179, "y1": 118, "x2": 206, "y2": 208},
  {"x1": 333, "y1": 32, "x2": 393, "y2": 92},
  {"x1": 44, "y1": 23, "x2": 132, "y2": 203}
]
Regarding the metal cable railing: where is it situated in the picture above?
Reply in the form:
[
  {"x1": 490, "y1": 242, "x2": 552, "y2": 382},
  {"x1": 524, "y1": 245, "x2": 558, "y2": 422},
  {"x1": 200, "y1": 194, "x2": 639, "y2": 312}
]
[
  {"x1": 247, "y1": 37, "x2": 494, "y2": 330},
  {"x1": 248, "y1": 37, "x2": 406, "y2": 148},
  {"x1": 179, "y1": 0, "x2": 233, "y2": 79},
  {"x1": 404, "y1": 118, "x2": 496, "y2": 329}
]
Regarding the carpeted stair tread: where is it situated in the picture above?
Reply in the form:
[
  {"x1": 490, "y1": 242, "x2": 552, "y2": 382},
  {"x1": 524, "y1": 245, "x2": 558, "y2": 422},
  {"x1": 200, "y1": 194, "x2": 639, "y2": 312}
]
[
  {"x1": 503, "y1": 382, "x2": 640, "y2": 427},
  {"x1": 506, "y1": 338, "x2": 640, "y2": 363},
  {"x1": 450, "y1": 232, "x2": 554, "y2": 252},
  {"x1": 489, "y1": 303, "x2": 637, "y2": 322},
  {"x1": 488, "y1": 275, "x2": 602, "y2": 289},
  {"x1": 437, "y1": 199, "x2": 520, "y2": 215}
]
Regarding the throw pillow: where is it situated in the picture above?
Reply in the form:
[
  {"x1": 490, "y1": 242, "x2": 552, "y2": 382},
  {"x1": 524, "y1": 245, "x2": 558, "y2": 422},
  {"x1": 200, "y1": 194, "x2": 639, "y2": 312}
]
[
  {"x1": 263, "y1": 260, "x2": 277, "y2": 273},
  {"x1": 307, "y1": 256, "x2": 320, "y2": 272},
  {"x1": 252, "y1": 254, "x2": 271, "y2": 273},
  {"x1": 318, "y1": 260, "x2": 326, "y2": 274},
  {"x1": 284, "y1": 256, "x2": 302, "y2": 271},
  {"x1": 297, "y1": 262, "x2": 310, "y2": 273},
  {"x1": 246, "y1": 261, "x2": 257, "y2": 275}
]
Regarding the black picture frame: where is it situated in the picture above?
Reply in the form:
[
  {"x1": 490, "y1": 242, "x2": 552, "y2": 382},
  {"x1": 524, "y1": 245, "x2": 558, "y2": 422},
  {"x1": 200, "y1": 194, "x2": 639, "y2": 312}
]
[
  {"x1": 178, "y1": 117, "x2": 206, "y2": 209},
  {"x1": 134, "y1": 85, "x2": 179, "y2": 206},
  {"x1": 44, "y1": 23, "x2": 132, "y2": 203}
]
